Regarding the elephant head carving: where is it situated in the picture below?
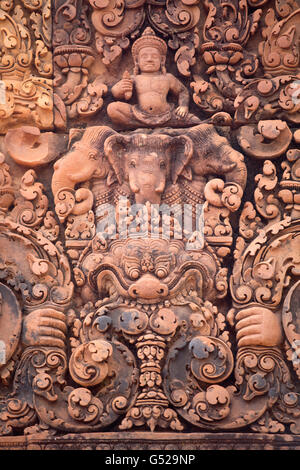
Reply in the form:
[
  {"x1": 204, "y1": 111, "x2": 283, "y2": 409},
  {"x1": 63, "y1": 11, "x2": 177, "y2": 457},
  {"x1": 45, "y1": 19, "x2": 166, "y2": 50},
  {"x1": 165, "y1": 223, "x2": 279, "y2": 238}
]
[
  {"x1": 51, "y1": 126, "x2": 117, "y2": 221},
  {"x1": 104, "y1": 133, "x2": 193, "y2": 204},
  {"x1": 186, "y1": 124, "x2": 247, "y2": 190}
]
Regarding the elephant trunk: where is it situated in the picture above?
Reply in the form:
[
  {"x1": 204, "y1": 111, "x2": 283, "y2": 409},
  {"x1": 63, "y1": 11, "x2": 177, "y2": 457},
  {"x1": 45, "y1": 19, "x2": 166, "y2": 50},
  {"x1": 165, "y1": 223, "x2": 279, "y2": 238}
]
[{"x1": 155, "y1": 180, "x2": 166, "y2": 194}]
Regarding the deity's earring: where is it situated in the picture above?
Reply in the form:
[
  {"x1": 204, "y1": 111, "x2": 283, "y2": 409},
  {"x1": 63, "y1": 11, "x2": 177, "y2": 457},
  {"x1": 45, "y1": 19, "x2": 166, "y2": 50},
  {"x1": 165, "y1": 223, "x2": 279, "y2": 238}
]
[
  {"x1": 133, "y1": 59, "x2": 139, "y2": 75},
  {"x1": 161, "y1": 58, "x2": 166, "y2": 74}
]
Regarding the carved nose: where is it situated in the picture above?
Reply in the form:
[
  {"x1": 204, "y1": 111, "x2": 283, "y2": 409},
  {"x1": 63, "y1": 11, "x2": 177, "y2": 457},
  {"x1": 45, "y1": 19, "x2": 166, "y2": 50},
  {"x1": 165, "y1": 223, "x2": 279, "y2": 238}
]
[{"x1": 128, "y1": 274, "x2": 169, "y2": 300}]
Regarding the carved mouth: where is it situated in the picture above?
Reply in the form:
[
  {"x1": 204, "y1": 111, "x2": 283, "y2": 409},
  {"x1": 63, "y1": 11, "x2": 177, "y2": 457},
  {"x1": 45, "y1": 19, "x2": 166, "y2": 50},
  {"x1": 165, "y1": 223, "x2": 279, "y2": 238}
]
[
  {"x1": 93, "y1": 262, "x2": 206, "y2": 307},
  {"x1": 96, "y1": 287, "x2": 200, "y2": 313}
]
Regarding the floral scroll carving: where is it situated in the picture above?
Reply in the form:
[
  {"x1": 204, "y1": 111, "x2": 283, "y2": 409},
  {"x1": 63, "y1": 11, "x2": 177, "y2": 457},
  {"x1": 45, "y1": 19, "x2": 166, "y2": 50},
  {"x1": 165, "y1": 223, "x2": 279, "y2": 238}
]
[
  {"x1": 0, "y1": 1, "x2": 53, "y2": 134},
  {"x1": 0, "y1": 0, "x2": 299, "y2": 447},
  {"x1": 90, "y1": 0, "x2": 201, "y2": 76}
]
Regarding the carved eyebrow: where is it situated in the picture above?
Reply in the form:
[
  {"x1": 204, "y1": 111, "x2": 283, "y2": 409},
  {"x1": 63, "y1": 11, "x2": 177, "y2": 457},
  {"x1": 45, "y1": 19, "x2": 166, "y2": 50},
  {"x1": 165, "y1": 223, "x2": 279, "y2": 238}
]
[
  {"x1": 122, "y1": 255, "x2": 140, "y2": 265},
  {"x1": 155, "y1": 254, "x2": 172, "y2": 262}
]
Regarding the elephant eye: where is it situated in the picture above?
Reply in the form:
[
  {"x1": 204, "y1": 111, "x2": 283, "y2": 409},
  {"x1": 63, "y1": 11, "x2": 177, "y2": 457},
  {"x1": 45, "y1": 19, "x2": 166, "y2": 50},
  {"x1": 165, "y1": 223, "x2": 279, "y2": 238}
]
[
  {"x1": 130, "y1": 160, "x2": 136, "y2": 168},
  {"x1": 160, "y1": 161, "x2": 166, "y2": 169}
]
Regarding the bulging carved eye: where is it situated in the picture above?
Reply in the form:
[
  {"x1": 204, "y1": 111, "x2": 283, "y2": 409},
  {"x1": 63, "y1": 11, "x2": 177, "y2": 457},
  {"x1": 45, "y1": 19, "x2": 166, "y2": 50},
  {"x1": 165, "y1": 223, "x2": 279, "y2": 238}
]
[
  {"x1": 130, "y1": 160, "x2": 136, "y2": 168},
  {"x1": 124, "y1": 256, "x2": 140, "y2": 280},
  {"x1": 155, "y1": 266, "x2": 168, "y2": 279},
  {"x1": 88, "y1": 151, "x2": 97, "y2": 160},
  {"x1": 160, "y1": 161, "x2": 166, "y2": 169},
  {"x1": 128, "y1": 268, "x2": 140, "y2": 280}
]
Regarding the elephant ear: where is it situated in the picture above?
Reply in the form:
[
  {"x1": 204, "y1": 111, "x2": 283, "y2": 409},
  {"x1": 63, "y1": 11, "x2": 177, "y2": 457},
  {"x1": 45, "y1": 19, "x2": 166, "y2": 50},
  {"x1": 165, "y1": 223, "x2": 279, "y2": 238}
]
[
  {"x1": 68, "y1": 128, "x2": 84, "y2": 150},
  {"x1": 171, "y1": 135, "x2": 194, "y2": 184},
  {"x1": 104, "y1": 134, "x2": 130, "y2": 185}
]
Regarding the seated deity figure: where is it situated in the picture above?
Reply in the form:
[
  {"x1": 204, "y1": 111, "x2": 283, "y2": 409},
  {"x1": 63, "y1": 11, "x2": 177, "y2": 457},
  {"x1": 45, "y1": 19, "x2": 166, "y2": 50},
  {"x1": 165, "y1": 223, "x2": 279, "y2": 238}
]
[{"x1": 107, "y1": 27, "x2": 201, "y2": 128}]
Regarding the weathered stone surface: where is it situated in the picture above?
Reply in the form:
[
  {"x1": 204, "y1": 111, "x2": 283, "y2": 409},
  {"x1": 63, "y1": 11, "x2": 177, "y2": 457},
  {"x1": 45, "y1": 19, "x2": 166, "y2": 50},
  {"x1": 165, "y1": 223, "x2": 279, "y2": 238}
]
[
  {"x1": 0, "y1": 0, "x2": 299, "y2": 449},
  {"x1": 0, "y1": 432, "x2": 300, "y2": 451}
]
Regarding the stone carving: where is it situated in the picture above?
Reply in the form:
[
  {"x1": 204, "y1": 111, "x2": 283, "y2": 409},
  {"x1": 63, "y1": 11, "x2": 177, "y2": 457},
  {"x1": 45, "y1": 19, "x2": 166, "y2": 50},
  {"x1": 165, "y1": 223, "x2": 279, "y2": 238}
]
[
  {"x1": 104, "y1": 132, "x2": 193, "y2": 203},
  {"x1": 4, "y1": 126, "x2": 67, "y2": 167},
  {"x1": 107, "y1": 27, "x2": 200, "y2": 128},
  {"x1": 0, "y1": 0, "x2": 299, "y2": 450},
  {"x1": 259, "y1": 8, "x2": 300, "y2": 75},
  {"x1": 89, "y1": 0, "x2": 200, "y2": 76},
  {"x1": 236, "y1": 120, "x2": 293, "y2": 159},
  {"x1": 191, "y1": 0, "x2": 262, "y2": 118},
  {"x1": 53, "y1": 0, "x2": 100, "y2": 129},
  {"x1": 0, "y1": 1, "x2": 53, "y2": 134},
  {"x1": 0, "y1": 283, "x2": 22, "y2": 382}
]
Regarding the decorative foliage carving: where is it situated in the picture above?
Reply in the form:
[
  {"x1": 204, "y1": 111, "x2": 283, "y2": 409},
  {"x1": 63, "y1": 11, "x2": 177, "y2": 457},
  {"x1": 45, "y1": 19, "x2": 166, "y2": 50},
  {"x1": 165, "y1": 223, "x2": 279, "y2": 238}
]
[
  {"x1": 259, "y1": 8, "x2": 300, "y2": 76},
  {"x1": 4, "y1": 126, "x2": 67, "y2": 167},
  {"x1": 236, "y1": 120, "x2": 293, "y2": 159},
  {"x1": 52, "y1": 0, "x2": 107, "y2": 129},
  {"x1": 191, "y1": 0, "x2": 262, "y2": 119},
  {"x1": 279, "y1": 147, "x2": 300, "y2": 220},
  {"x1": 69, "y1": 339, "x2": 113, "y2": 386},
  {"x1": 0, "y1": 4, "x2": 53, "y2": 133},
  {"x1": 234, "y1": 76, "x2": 300, "y2": 125},
  {"x1": 0, "y1": 0, "x2": 300, "y2": 448}
]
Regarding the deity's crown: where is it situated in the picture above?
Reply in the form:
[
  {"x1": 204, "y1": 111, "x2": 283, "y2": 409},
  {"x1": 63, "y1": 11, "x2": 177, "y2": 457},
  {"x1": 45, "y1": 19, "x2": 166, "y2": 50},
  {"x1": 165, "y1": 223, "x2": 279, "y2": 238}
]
[{"x1": 132, "y1": 27, "x2": 167, "y2": 58}]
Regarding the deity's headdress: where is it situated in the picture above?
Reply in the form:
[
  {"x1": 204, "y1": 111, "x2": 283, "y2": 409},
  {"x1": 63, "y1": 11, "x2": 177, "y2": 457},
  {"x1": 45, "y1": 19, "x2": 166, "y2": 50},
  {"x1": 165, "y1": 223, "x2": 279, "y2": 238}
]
[{"x1": 132, "y1": 27, "x2": 167, "y2": 74}]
